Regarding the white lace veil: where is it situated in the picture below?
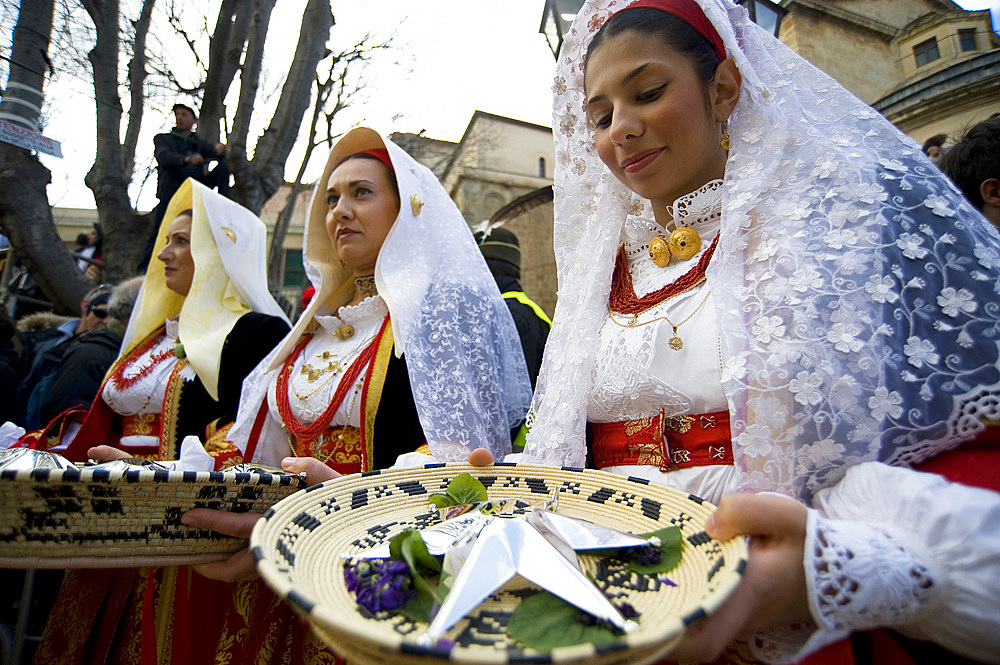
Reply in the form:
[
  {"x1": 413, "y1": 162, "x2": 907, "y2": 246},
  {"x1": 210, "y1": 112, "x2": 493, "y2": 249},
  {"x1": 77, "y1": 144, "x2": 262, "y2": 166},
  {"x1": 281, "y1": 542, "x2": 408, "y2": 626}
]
[
  {"x1": 230, "y1": 128, "x2": 531, "y2": 461},
  {"x1": 523, "y1": 0, "x2": 1000, "y2": 500}
]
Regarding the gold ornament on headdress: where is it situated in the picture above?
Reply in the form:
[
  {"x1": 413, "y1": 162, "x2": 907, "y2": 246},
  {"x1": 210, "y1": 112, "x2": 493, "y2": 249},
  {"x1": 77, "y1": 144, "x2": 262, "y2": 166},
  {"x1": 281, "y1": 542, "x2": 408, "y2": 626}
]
[{"x1": 411, "y1": 194, "x2": 423, "y2": 216}]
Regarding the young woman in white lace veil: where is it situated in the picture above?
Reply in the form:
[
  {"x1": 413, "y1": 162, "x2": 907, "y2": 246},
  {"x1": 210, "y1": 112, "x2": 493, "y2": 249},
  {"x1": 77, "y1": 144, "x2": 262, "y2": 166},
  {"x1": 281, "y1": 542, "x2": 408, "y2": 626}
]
[{"x1": 521, "y1": 0, "x2": 1000, "y2": 662}]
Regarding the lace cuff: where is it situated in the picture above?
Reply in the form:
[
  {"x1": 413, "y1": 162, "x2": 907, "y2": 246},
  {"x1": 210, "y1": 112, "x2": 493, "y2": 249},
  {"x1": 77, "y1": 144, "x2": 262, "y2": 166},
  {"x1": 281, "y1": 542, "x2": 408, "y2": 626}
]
[{"x1": 750, "y1": 510, "x2": 937, "y2": 664}]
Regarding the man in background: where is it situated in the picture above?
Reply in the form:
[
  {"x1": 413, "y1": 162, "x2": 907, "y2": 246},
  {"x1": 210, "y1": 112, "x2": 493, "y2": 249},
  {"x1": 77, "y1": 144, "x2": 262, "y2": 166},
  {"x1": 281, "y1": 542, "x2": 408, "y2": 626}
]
[
  {"x1": 476, "y1": 227, "x2": 550, "y2": 390},
  {"x1": 141, "y1": 103, "x2": 230, "y2": 270},
  {"x1": 940, "y1": 118, "x2": 1000, "y2": 229}
]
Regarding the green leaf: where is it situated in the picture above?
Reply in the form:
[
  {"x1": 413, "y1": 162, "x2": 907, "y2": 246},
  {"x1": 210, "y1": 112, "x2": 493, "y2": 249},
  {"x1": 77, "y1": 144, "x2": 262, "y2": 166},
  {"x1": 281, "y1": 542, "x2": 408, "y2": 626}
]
[
  {"x1": 399, "y1": 529, "x2": 442, "y2": 574},
  {"x1": 435, "y1": 570, "x2": 453, "y2": 604},
  {"x1": 396, "y1": 589, "x2": 435, "y2": 623},
  {"x1": 427, "y1": 493, "x2": 457, "y2": 508},
  {"x1": 628, "y1": 526, "x2": 683, "y2": 574},
  {"x1": 507, "y1": 592, "x2": 624, "y2": 651},
  {"x1": 446, "y1": 472, "x2": 488, "y2": 505}
]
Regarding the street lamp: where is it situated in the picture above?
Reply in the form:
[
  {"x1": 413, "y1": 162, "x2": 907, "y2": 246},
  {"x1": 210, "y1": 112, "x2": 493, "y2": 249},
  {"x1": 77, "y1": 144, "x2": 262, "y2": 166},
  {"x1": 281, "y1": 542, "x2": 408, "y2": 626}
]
[
  {"x1": 539, "y1": 0, "x2": 585, "y2": 59},
  {"x1": 736, "y1": 0, "x2": 788, "y2": 38}
]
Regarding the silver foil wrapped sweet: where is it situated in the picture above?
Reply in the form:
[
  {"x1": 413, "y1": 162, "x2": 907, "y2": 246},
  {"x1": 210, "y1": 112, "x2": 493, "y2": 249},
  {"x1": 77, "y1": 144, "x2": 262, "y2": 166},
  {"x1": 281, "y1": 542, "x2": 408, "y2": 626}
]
[{"x1": 0, "y1": 448, "x2": 76, "y2": 472}]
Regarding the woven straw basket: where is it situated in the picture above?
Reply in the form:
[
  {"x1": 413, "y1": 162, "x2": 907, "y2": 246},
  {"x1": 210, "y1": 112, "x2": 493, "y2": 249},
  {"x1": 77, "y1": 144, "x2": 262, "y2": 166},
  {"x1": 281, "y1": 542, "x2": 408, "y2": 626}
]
[
  {"x1": 252, "y1": 463, "x2": 747, "y2": 665},
  {"x1": 0, "y1": 466, "x2": 306, "y2": 568}
]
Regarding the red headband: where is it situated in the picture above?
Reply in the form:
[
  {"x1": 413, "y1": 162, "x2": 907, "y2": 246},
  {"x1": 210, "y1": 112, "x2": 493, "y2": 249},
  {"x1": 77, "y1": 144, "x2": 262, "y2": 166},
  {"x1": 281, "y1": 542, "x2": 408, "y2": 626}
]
[
  {"x1": 620, "y1": 0, "x2": 726, "y2": 63},
  {"x1": 357, "y1": 148, "x2": 394, "y2": 173}
]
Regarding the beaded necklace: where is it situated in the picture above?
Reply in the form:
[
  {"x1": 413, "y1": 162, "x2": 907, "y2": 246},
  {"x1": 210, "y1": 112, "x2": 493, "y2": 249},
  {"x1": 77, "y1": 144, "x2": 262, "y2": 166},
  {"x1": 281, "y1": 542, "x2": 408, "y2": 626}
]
[
  {"x1": 109, "y1": 333, "x2": 176, "y2": 392},
  {"x1": 275, "y1": 324, "x2": 381, "y2": 446},
  {"x1": 608, "y1": 232, "x2": 719, "y2": 315}
]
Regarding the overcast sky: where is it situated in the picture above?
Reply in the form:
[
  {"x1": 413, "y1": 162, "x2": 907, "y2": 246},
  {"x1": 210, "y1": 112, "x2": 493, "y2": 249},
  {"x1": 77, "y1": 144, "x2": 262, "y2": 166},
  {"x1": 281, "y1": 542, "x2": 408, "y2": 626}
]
[{"x1": 23, "y1": 0, "x2": 1000, "y2": 210}]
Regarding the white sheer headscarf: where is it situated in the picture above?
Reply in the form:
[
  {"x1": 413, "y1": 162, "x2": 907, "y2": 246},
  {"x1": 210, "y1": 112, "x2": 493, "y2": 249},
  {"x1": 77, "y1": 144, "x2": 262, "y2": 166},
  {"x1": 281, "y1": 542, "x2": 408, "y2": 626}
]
[
  {"x1": 523, "y1": 0, "x2": 1000, "y2": 500},
  {"x1": 230, "y1": 128, "x2": 531, "y2": 461},
  {"x1": 123, "y1": 179, "x2": 289, "y2": 400}
]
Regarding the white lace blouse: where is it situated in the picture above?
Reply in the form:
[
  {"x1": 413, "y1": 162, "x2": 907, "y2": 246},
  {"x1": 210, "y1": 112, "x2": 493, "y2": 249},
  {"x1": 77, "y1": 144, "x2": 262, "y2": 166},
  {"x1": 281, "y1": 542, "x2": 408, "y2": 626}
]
[
  {"x1": 253, "y1": 296, "x2": 387, "y2": 466},
  {"x1": 61, "y1": 318, "x2": 192, "y2": 452},
  {"x1": 588, "y1": 180, "x2": 737, "y2": 504}
]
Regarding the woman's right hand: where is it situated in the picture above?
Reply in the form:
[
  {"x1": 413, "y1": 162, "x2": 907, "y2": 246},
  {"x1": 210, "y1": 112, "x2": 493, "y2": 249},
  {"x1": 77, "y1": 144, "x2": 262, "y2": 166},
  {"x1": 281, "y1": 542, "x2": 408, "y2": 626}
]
[
  {"x1": 279, "y1": 455, "x2": 343, "y2": 483},
  {"x1": 186, "y1": 457, "x2": 342, "y2": 582}
]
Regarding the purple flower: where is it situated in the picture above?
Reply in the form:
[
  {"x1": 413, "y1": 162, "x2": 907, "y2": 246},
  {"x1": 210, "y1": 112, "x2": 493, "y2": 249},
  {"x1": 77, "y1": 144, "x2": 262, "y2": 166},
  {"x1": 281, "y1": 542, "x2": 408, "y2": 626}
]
[{"x1": 346, "y1": 558, "x2": 414, "y2": 613}]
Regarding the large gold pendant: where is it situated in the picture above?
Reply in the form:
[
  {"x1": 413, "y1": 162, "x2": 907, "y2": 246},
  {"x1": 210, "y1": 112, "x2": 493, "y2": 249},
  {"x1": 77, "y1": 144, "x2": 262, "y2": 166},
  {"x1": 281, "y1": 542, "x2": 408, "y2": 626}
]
[
  {"x1": 649, "y1": 237, "x2": 671, "y2": 267},
  {"x1": 668, "y1": 227, "x2": 701, "y2": 260},
  {"x1": 668, "y1": 329, "x2": 684, "y2": 351}
]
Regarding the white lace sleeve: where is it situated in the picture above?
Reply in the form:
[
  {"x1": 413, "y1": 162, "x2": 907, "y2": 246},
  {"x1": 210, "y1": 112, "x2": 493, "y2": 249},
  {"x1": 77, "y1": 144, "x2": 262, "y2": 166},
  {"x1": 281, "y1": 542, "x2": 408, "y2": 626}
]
[{"x1": 750, "y1": 463, "x2": 1000, "y2": 664}]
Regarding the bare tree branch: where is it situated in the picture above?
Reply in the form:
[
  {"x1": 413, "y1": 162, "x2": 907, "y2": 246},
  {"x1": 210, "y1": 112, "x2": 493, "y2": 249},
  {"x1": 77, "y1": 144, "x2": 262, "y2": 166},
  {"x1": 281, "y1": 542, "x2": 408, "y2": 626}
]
[
  {"x1": 81, "y1": 0, "x2": 151, "y2": 281},
  {"x1": 164, "y1": 0, "x2": 204, "y2": 75},
  {"x1": 229, "y1": 0, "x2": 276, "y2": 154},
  {"x1": 121, "y1": 0, "x2": 156, "y2": 184},
  {"x1": 230, "y1": 0, "x2": 332, "y2": 212}
]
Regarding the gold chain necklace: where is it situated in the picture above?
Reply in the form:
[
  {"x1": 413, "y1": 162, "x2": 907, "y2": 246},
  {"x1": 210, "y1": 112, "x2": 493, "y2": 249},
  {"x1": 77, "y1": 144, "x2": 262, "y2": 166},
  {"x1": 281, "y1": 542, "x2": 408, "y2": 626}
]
[
  {"x1": 608, "y1": 289, "x2": 712, "y2": 351},
  {"x1": 291, "y1": 355, "x2": 345, "y2": 400}
]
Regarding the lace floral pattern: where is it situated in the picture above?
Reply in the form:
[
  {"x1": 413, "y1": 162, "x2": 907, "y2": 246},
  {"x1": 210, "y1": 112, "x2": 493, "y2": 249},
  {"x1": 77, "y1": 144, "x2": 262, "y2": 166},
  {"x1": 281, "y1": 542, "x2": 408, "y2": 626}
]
[
  {"x1": 750, "y1": 511, "x2": 936, "y2": 663},
  {"x1": 524, "y1": 0, "x2": 1000, "y2": 501}
]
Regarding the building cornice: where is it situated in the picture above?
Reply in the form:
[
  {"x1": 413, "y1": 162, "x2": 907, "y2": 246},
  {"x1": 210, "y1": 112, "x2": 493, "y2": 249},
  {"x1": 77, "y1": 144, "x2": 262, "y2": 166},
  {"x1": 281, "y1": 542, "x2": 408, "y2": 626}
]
[
  {"x1": 873, "y1": 49, "x2": 1000, "y2": 130},
  {"x1": 783, "y1": 0, "x2": 898, "y2": 41}
]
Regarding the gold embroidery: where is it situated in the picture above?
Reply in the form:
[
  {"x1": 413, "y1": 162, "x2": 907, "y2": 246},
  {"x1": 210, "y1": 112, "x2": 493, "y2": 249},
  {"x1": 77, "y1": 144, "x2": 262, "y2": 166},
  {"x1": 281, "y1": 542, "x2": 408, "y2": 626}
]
[
  {"x1": 664, "y1": 415, "x2": 693, "y2": 434},
  {"x1": 160, "y1": 357, "x2": 189, "y2": 460},
  {"x1": 626, "y1": 440, "x2": 666, "y2": 467},
  {"x1": 308, "y1": 426, "x2": 363, "y2": 466},
  {"x1": 122, "y1": 412, "x2": 158, "y2": 436},
  {"x1": 623, "y1": 415, "x2": 654, "y2": 437}
]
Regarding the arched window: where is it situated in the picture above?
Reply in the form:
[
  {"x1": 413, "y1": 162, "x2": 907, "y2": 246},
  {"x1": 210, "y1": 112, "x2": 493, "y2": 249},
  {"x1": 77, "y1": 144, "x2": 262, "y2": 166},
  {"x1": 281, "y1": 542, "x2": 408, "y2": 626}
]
[{"x1": 538, "y1": 157, "x2": 546, "y2": 178}]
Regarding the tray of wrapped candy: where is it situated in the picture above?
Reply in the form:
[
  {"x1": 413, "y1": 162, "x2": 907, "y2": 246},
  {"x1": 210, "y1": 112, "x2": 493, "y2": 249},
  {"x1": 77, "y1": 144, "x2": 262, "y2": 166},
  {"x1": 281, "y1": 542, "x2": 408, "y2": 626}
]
[
  {"x1": 0, "y1": 448, "x2": 307, "y2": 568},
  {"x1": 251, "y1": 463, "x2": 747, "y2": 665}
]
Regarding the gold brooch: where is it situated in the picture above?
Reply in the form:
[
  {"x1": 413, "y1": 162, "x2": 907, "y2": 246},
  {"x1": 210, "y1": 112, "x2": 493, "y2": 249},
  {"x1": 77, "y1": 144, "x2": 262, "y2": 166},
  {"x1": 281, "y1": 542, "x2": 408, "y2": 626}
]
[
  {"x1": 647, "y1": 227, "x2": 702, "y2": 267},
  {"x1": 648, "y1": 237, "x2": 671, "y2": 267},
  {"x1": 411, "y1": 194, "x2": 423, "y2": 216},
  {"x1": 668, "y1": 227, "x2": 701, "y2": 260},
  {"x1": 334, "y1": 324, "x2": 355, "y2": 341}
]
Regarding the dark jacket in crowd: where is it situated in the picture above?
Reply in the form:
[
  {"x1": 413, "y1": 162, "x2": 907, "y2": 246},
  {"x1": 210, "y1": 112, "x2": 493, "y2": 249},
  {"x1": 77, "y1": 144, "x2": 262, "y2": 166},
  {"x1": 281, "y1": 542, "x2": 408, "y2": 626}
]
[
  {"x1": 494, "y1": 271, "x2": 550, "y2": 390},
  {"x1": 39, "y1": 327, "x2": 123, "y2": 426},
  {"x1": 153, "y1": 129, "x2": 223, "y2": 202}
]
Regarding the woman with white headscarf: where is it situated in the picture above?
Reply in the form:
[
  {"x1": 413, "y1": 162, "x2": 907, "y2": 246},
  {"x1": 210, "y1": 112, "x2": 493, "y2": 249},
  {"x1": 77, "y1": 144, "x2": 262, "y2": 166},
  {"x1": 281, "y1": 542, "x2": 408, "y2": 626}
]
[
  {"x1": 30, "y1": 180, "x2": 297, "y2": 665},
  {"x1": 522, "y1": 0, "x2": 1000, "y2": 662},
  {"x1": 22, "y1": 179, "x2": 291, "y2": 468},
  {"x1": 226, "y1": 127, "x2": 530, "y2": 473}
]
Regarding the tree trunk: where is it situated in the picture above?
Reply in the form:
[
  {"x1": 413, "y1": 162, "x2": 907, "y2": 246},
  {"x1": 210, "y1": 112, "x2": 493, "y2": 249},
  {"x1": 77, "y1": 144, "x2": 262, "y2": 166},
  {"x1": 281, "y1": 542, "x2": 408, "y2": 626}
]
[
  {"x1": 121, "y1": 0, "x2": 156, "y2": 185},
  {"x1": 230, "y1": 0, "x2": 334, "y2": 214},
  {"x1": 198, "y1": 0, "x2": 243, "y2": 143},
  {"x1": 0, "y1": 0, "x2": 90, "y2": 314},
  {"x1": 83, "y1": 0, "x2": 154, "y2": 281}
]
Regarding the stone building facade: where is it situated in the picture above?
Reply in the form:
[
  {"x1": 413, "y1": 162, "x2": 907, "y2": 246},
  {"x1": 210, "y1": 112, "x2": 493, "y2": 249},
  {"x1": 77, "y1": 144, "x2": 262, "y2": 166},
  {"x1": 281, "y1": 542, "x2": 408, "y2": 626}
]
[
  {"x1": 393, "y1": 112, "x2": 557, "y2": 317},
  {"x1": 776, "y1": 0, "x2": 999, "y2": 146}
]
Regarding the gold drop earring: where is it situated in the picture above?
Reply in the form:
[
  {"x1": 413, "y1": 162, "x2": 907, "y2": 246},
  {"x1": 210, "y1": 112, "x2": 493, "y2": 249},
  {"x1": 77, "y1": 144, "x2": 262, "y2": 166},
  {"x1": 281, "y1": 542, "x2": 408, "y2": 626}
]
[{"x1": 720, "y1": 121, "x2": 731, "y2": 151}]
